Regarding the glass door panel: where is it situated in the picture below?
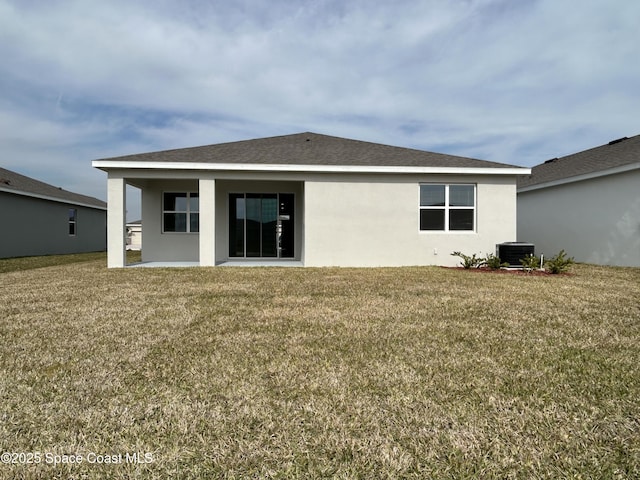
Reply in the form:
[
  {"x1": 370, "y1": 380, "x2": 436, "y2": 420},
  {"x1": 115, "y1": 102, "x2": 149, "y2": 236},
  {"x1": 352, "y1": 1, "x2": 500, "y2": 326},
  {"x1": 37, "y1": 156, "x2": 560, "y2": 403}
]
[
  {"x1": 245, "y1": 195, "x2": 262, "y2": 257},
  {"x1": 229, "y1": 193, "x2": 293, "y2": 258},
  {"x1": 229, "y1": 194, "x2": 245, "y2": 257},
  {"x1": 261, "y1": 195, "x2": 278, "y2": 257}
]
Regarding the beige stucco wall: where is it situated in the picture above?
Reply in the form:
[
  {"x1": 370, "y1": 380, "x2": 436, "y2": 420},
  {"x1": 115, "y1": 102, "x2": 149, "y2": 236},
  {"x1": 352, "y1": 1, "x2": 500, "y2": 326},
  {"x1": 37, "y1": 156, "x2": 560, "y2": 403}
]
[
  {"x1": 518, "y1": 169, "x2": 640, "y2": 267},
  {"x1": 141, "y1": 179, "x2": 200, "y2": 262},
  {"x1": 108, "y1": 170, "x2": 519, "y2": 267},
  {"x1": 304, "y1": 174, "x2": 517, "y2": 267}
]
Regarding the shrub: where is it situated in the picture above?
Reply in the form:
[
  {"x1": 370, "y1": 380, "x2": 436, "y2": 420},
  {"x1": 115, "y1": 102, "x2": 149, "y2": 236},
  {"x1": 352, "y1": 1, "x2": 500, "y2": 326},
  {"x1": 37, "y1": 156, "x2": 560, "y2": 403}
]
[
  {"x1": 485, "y1": 253, "x2": 509, "y2": 270},
  {"x1": 520, "y1": 254, "x2": 541, "y2": 273},
  {"x1": 545, "y1": 249, "x2": 575, "y2": 274},
  {"x1": 451, "y1": 251, "x2": 485, "y2": 269}
]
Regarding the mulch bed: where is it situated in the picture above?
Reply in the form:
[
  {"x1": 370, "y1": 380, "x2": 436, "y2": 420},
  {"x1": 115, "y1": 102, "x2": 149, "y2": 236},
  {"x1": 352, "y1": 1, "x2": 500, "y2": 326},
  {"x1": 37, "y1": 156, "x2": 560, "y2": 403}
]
[{"x1": 443, "y1": 267, "x2": 572, "y2": 276}]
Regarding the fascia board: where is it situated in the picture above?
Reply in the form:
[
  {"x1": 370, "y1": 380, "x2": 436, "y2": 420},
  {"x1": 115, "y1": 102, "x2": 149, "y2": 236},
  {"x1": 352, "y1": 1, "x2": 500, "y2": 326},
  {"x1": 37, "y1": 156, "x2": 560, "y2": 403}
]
[
  {"x1": 92, "y1": 160, "x2": 530, "y2": 176},
  {"x1": 517, "y1": 162, "x2": 640, "y2": 193},
  {"x1": 0, "y1": 187, "x2": 107, "y2": 210}
]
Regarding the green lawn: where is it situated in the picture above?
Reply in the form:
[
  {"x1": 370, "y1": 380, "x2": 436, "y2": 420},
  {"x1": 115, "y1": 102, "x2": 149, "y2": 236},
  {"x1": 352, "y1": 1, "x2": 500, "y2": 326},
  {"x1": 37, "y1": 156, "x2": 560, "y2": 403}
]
[{"x1": 0, "y1": 253, "x2": 638, "y2": 479}]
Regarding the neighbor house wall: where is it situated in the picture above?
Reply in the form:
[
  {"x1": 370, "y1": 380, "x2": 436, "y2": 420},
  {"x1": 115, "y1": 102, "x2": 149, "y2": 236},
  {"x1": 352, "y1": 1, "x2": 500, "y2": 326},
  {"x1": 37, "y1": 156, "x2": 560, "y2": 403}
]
[
  {"x1": 303, "y1": 174, "x2": 517, "y2": 267},
  {"x1": 0, "y1": 191, "x2": 106, "y2": 258},
  {"x1": 126, "y1": 223, "x2": 142, "y2": 250},
  {"x1": 517, "y1": 169, "x2": 640, "y2": 267}
]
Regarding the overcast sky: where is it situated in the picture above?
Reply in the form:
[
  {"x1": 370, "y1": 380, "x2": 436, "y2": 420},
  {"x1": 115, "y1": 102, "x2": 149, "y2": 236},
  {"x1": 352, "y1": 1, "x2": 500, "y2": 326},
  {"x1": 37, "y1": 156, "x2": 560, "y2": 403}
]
[{"x1": 1, "y1": 0, "x2": 638, "y2": 219}]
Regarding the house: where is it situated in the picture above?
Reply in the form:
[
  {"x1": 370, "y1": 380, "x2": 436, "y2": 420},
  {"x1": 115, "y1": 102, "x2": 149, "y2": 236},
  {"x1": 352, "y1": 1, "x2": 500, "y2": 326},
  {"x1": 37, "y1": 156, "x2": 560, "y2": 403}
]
[
  {"x1": 517, "y1": 135, "x2": 640, "y2": 267},
  {"x1": 126, "y1": 220, "x2": 142, "y2": 251},
  {"x1": 0, "y1": 167, "x2": 107, "y2": 258},
  {"x1": 92, "y1": 132, "x2": 530, "y2": 268}
]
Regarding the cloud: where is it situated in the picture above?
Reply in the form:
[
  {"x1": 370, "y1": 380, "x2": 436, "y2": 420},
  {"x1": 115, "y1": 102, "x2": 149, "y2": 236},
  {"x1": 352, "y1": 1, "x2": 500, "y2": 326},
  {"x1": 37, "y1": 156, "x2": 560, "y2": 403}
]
[{"x1": 1, "y1": 0, "x2": 639, "y2": 220}]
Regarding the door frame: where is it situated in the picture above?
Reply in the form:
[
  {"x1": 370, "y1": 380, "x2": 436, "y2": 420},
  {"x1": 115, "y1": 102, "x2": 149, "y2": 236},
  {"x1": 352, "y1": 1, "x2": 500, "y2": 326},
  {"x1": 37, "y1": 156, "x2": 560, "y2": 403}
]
[{"x1": 228, "y1": 192, "x2": 295, "y2": 259}]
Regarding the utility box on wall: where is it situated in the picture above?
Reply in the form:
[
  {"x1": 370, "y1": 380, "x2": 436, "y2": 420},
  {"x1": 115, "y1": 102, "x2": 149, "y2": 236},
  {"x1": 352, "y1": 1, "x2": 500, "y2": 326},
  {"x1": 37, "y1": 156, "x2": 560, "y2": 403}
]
[{"x1": 497, "y1": 242, "x2": 535, "y2": 267}]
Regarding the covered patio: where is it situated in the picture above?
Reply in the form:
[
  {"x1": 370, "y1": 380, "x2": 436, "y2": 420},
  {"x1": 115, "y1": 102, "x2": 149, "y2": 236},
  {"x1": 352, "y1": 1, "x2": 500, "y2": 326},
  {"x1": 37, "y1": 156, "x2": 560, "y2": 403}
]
[
  {"x1": 105, "y1": 173, "x2": 304, "y2": 268},
  {"x1": 127, "y1": 260, "x2": 303, "y2": 268}
]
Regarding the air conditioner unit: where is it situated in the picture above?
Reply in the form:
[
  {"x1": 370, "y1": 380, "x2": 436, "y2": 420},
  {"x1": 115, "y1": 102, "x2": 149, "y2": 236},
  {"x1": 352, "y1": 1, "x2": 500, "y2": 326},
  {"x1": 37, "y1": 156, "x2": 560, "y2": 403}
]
[{"x1": 496, "y1": 242, "x2": 535, "y2": 267}]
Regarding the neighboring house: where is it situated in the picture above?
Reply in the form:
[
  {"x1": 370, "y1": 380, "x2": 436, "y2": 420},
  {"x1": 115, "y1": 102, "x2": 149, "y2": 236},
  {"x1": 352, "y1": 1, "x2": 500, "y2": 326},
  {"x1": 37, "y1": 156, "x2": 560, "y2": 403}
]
[
  {"x1": 92, "y1": 132, "x2": 530, "y2": 267},
  {"x1": 126, "y1": 220, "x2": 142, "y2": 251},
  {"x1": 0, "y1": 167, "x2": 107, "y2": 258},
  {"x1": 517, "y1": 135, "x2": 640, "y2": 267}
]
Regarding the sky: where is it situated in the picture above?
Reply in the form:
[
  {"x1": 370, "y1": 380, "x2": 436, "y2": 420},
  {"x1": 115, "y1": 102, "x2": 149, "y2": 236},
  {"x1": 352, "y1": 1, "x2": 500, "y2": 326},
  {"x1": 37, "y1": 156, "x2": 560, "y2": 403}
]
[{"x1": 1, "y1": 0, "x2": 639, "y2": 220}]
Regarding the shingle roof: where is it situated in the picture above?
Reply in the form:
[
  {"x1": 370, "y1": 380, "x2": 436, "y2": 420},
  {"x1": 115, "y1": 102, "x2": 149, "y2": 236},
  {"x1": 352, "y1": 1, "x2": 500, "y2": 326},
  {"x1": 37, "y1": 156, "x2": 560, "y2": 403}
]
[
  {"x1": 96, "y1": 132, "x2": 521, "y2": 170},
  {"x1": 0, "y1": 167, "x2": 107, "y2": 209},
  {"x1": 517, "y1": 134, "x2": 640, "y2": 189}
]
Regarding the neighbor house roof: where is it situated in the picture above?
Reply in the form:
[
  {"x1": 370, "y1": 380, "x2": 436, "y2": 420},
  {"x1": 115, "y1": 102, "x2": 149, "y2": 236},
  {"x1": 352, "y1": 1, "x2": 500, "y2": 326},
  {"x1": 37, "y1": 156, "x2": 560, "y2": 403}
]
[
  {"x1": 0, "y1": 167, "x2": 107, "y2": 209},
  {"x1": 518, "y1": 134, "x2": 640, "y2": 191},
  {"x1": 93, "y1": 132, "x2": 529, "y2": 175}
]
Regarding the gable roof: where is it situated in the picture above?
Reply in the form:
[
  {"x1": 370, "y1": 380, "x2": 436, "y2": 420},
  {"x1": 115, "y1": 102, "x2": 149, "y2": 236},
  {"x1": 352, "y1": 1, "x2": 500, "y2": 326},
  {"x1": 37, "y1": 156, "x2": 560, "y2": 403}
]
[
  {"x1": 518, "y1": 134, "x2": 640, "y2": 191},
  {"x1": 93, "y1": 132, "x2": 528, "y2": 175},
  {"x1": 0, "y1": 167, "x2": 107, "y2": 209}
]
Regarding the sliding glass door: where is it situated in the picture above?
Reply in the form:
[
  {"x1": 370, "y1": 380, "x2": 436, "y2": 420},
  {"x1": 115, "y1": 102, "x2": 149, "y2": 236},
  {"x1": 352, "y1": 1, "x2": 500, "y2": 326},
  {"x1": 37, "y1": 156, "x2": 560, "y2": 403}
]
[{"x1": 229, "y1": 193, "x2": 294, "y2": 258}]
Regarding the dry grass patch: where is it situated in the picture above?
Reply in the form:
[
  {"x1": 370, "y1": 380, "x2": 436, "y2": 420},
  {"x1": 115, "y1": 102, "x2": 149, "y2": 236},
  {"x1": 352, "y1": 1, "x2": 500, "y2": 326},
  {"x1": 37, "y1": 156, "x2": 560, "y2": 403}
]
[
  {"x1": 0, "y1": 251, "x2": 108, "y2": 273},
  {"x1": 0, "y1": 258, "x2": 638, "y2": 478}
]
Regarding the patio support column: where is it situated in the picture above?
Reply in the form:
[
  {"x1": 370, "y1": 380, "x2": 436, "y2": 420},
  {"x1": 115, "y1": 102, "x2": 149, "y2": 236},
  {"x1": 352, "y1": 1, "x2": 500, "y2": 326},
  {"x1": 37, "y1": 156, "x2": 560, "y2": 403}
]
[
  {"x1": 199, "y1": 178, "x2": 216, "y2": 266},
  {"x1": 107, "y1": 175, "x2": 127, "y2": 268}
]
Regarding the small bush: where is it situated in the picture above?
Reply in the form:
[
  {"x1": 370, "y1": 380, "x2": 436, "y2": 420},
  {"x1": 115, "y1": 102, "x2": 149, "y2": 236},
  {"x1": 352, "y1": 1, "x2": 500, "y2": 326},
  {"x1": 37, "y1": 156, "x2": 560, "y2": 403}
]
[
  {"x1": 520, "y1": 254, "x2": 541, "y2": 273},
  {"x1": 545, "y1": 249, "x2": 575, "y2": 274},
  {"x1": 451, "y1": 251, "x2": 485, "y2": 269},
  {"x1": 485, "y1": 253, "x2": 509, "y2": 270}
]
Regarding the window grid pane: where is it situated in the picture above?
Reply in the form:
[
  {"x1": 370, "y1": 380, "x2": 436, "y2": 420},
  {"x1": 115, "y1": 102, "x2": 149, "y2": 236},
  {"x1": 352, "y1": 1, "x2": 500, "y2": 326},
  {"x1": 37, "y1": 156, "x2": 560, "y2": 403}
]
[
  {"x1": 420, "y1": 209, "x2": 445, "y2": 230},
  {"x1": 449, "y1": 185, "x2": 474, "y2": 206},
  {"x1": 164, "y1": 193, "x2": 188, "y2": 211},
  {"x1": 190, "y1": 213, "x2": 200, "y2": 233},
  {"x1": 164, "y1": 213, "x2": 187, "y2": 232},
  {"x1": 449, "y1": 209, "x2": 474, "y2": 230},
  {"x1": 420, "y1": 185, "x2": 445, "y2": 206},
  {"x1": 189, "y1": 194, "x2": 199, "y2": 212}
]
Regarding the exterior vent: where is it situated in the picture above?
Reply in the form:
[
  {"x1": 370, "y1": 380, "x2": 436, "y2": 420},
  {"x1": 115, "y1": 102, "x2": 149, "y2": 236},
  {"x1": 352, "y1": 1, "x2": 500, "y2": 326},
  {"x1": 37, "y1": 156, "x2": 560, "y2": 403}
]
[{"x1": 496, "y1": 242, "x2": 535, "y2": 267}]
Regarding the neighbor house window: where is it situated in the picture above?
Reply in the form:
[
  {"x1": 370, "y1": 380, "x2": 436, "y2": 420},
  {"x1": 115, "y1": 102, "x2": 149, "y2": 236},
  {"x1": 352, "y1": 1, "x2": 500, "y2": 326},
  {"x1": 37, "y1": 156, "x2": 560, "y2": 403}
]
[
  {"x1": 420, "y1": 184, "x2": 475, "y2": 231},
  {"x1": 163, "y1": 192, "x2": 199, "y2": 233},
  {"x1": 68, "y1": 208, "x2": 77, "y2": 236}
]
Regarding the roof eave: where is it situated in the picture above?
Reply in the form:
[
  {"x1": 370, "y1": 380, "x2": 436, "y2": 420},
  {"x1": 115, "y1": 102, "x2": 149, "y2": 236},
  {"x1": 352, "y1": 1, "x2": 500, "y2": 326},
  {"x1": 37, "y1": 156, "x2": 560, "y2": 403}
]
[
  {"x1": 92, "y1": 160, "x2": 530, "y2": 176},
  {"x1": 517, "y1": 161, "x2": 640, "y2": 193},
  {"x1": 0, "y1": 186, "x2": 107, "y2": 210}
]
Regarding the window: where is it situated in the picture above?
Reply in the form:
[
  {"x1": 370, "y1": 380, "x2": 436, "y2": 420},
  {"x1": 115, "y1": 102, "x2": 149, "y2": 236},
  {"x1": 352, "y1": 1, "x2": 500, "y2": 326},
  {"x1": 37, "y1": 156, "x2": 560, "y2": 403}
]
[
  {"x1": 68, "y1": 208, "x2": 77, "y2": 236},
  {"x1": 163, "y1": 192, "x2": 199, "y2": 233},
  {"x1": 420, "y1": 184, "x2": 475, "y2": 231}
]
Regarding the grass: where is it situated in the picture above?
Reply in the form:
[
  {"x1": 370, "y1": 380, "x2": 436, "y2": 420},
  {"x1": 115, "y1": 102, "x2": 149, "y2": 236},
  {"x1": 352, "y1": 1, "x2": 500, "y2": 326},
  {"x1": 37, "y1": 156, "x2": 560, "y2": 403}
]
[
  {"x1": 0, "y1": 253, "x2": 638, "y2": 479},
  {"x1": 0, "y1": 251, "x2": 108, "y2": 273}
]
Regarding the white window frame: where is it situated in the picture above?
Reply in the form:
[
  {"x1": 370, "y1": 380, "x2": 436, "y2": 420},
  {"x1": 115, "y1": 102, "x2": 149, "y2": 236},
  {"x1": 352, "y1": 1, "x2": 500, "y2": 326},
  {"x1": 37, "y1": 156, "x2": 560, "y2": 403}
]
[
  {"x1": 419, "y1": 184, "x2": 476, "y2": 233},
  {"x1": 162, "y1": 192, "x2": 199, "y2": 233}
]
